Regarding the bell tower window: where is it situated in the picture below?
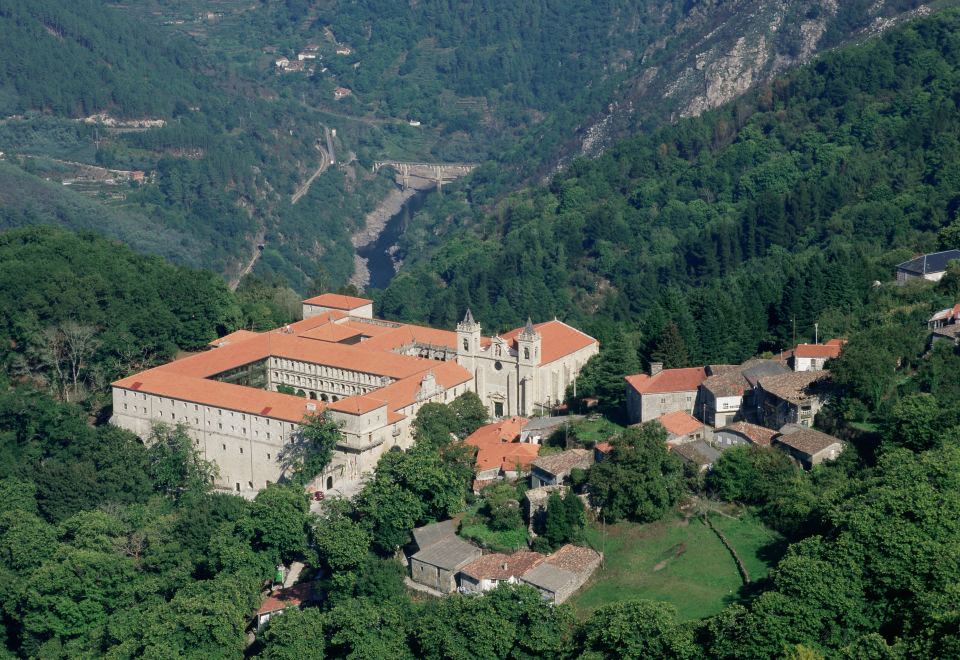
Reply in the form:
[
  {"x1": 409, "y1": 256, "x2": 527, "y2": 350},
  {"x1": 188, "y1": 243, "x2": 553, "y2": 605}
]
[
  {"x1": 524, "y1": 347, "x2": 530, "y2": 360},
  {"x1": 463, "y1": 338, "x2": 469, "y2": 351}
]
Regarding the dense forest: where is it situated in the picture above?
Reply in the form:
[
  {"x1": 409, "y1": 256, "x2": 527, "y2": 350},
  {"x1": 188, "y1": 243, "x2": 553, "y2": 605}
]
[
  {"x1": 380, "y1": 10, "x2": 960, "y2": 364},
  {"x1": 2, "y1": 4, "x2": 960, "y2": 657},
  {"x1": 0, "y1": 235, "x2": 957, "y2": 656}
]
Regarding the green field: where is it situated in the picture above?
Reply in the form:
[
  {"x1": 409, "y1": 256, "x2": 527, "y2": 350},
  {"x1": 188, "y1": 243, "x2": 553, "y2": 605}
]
[{"x1": 570, "y1": 511, "x2": 783, "y2": 621}]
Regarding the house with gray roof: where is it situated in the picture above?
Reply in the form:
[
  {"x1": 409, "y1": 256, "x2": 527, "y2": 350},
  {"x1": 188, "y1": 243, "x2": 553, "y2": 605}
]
[
  {"x1": 896, "y1": 249, "x2": 960, "y2": 284},
  {"x1": 530, "y1": 448, "x2": 594, "y2": 488},
  {"x1": 409, "y1": 521, "x2": 481, "y2": 593},
  {"x1": 520, "y1": 544, "x2": 601, "y2": 603},
  {"x1": 773, "y1": 425, "x2": 844, "y2": 469}
]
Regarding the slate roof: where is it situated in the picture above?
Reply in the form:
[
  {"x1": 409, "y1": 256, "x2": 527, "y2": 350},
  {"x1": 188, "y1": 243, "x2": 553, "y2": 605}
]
[
  {"x1": 896, "y1": 249, "x2": 960, "y2": 275},
  {"x1": 412, "y1": 519, "x2": 458, "y2": 551},
  {"x1": 521, "y1": 562, "x2": 578, "y2": 592},
  {"x1": 411, "y1": 535, "x2": 480, "y2": 570},
  {"x1": 672, "y1": 440, "x2": 721, "y2": 466},
  {"x1": 741, "y1": 360, "x2": 790, "y2": 388}
]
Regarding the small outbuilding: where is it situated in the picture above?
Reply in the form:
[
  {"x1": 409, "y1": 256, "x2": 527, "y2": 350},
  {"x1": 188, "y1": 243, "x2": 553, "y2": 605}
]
[{"x1": 409, "y1": 521, "x2": 481, "y2": 593}]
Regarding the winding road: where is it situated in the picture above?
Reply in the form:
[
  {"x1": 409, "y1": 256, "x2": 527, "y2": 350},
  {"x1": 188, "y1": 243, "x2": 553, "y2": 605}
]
[{"x1": 291, "y1": 125, "x2": 336, "y2": 205}]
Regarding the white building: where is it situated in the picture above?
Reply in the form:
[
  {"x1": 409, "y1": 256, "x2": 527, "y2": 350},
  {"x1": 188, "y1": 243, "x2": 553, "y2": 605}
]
[{"x1": 111, "y1": 295, "x2": 597, "y2": 496}]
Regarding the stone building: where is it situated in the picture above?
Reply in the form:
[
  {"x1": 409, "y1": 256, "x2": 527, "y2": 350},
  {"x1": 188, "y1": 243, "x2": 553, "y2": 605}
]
[
  {"x1": 111, "y1": 295, "x2": 596, "y2": 496},
  {"x1": 624, "y1": 364, "x2": 707, "y2": 424},
  {"x1": 409, "y1": 521, "x2": 481, "y2": 594},
  {"x1": 758, "y1": 370, "x2": 830, "y2": 429},
  {"x1": 773, "y1": 425, "x2": 845, "y2": 469},
  {"x1": 456, "y1": 312, "x2": 599, "y2": 418}
]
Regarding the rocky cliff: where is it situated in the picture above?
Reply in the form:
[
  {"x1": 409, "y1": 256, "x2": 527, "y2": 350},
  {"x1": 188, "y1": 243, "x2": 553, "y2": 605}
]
[{"x1": 574, "y1": 0, "x2": 940, "y2": 160}]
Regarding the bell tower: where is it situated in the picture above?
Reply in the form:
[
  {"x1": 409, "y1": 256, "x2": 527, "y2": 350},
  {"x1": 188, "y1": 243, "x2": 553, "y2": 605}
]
[
  {"x1": 456, "y1": 309, "x2": 482, "y2": 372},
  {"x1": 516, "y1": 318, "x2": 541, "y2": 415}
]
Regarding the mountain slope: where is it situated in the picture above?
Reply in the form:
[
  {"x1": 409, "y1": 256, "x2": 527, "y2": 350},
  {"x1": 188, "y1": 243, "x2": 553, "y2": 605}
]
[{"x1": 377, "y1": 9, "x2": 960, "y2": 364}]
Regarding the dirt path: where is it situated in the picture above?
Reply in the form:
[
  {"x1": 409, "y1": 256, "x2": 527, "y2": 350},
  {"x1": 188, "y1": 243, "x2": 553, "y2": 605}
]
[
  {"x1": 291, "y1": 146, "x2": 329, "y2": 204},
  {"x1": 230, "y1": 230, "x2": 266, "y2": 290}
]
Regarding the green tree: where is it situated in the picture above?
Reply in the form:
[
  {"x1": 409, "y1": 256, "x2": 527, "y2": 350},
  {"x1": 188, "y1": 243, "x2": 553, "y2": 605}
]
[
  {"x1": 286, "y1": 412, "x2": 342, "y2": 485},
  {"x1": 256, "y1": 607, "x2": 326, "y2": 660},
  {"x1": 587, "y1": 424, "x2": 684, "y2": 522},
  {"x1": 312, "y1": 501, "x2": 372, "y2": 572},
  {"x1": 580, "y1": 600, "x2": 697, "y2": 659},
  {"x1": 449, "y1": 391, "x2": 489, "y2": 437},
  {"x1": 572, "y1": 332, "x2": 641, "y2": 419},
  {"x1": 884, "y1": 393, "x2": 943, "y2": 452},
  {"x1": 146, "y1": 424, "x2": 217, "y2": 500},
  {"x1": 650, "y1": 323, "x2": 690, "y2": 369},
  {"x1": 249, "y1": 484, "x2": 310, "y2": 564}
]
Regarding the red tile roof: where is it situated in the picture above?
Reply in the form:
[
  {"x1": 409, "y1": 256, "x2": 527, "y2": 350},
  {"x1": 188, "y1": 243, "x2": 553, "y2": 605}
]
[
  {"x1": 460, "y1": 551, "x2": 545, "y2": 581},
  {"x1": 720, "y1": 421, "x2": 776, "y2": 447},
  {"x1": 465, "y1": 417, "x2": 541, "y2": 472},
  {"x1": 624, "y1": 367, "x2": 708, "y2": 395},
  {"x1": 655, "y1": 410, "x2": 703, "y2": 437},
  {"x1": 794, "y1": 342, "x2": 843, "y2": 359},
  {"x1": 302, "y1": 293, "x2": 372, "y2": 310},
  {"x1": 256, "y1": 583, "x2": 314, "y2": 615},
  {"x1": 500, "y1": 320, "x2": 598, "y2": 365}
]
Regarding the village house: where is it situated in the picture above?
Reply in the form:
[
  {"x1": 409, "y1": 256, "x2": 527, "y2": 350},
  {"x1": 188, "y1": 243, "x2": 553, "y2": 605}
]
[
  {"x1": 274, "y1": 57, "x2": 290, "y2": 69},
  {"x1": 335, "y1": 46, "x2": 352, "y2": 55},
  {"x1": 459, "y1": 551, "x2": 546, "y2": 594},
  {"x1": 254, "y1": 582, "x2": 316, "y2": 630},
  {"x1": 524, "y1": 485, "x2": 567, "y2": 534},
  {"x1": 111, "y1": 294, "x2": 597, "y2": 496},
  {"x1": 519, "y1": 415, "x2": 582, "y2": 444},
  {"x1": 700, "y1": 365, "x2": 748, "y2": 427},
  {"x1": 465, "y1": 417, "x2": 540, "y2": 489},
  {"x1": 650, "y1": 409, "x2": 709, "y2": 445},
  {"x1": 773, "y1": 425, "x2": 845, "y2": 469},
  {"x1": 530, "y1": 448, "x2": 594, "y2": 488},
  {"x1": 671, "y1": 440, "x2": 721, "y2": 472},
  {"x1": 895, "y1": 249, "x2": 960, "y2": 283},
  {"x1": 520, "y1": 544, "x2": 602, "y2": 604},
  {"x1": 333, "y1": 86, "x2": 352, "y2": 99},
  {"x1": 793, "y1": 339, "x2": 844, "y2": 371},
  {"x1": 758, "y1": 370, "x2": 830, "y2": 429},
  {"x1": 624, "y1": 364, "x2": 707, "y2": 424},
  {"x1": 713, "y1": 421, "x2": 777, "y2": 449},
  {"x1": 928, "y1": 303, "x2": 960, "y2": 346},
  {"x1": 409, "y1": 520, "x2": 482, "y2": 594}
]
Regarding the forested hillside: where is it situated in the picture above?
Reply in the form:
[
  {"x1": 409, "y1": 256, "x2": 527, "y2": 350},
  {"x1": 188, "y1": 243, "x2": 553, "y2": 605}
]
[{"x1": 380, "y1": 11, "x2": 960, "y2": 365}]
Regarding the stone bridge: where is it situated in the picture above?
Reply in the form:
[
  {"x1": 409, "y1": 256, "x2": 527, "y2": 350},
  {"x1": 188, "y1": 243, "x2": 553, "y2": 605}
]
[{"x1": 372, "y1": 161, "x2": 478, "y2": 190}]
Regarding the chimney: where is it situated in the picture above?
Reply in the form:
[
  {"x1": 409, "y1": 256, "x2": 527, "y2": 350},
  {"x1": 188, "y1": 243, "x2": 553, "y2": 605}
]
[{"x1": 650, "y1": 362, "x2": 664, "y2": 376}]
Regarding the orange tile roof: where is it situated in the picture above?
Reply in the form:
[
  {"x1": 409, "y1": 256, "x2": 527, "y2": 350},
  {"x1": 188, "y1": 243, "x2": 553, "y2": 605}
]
[
  {"x1": 256, "y1": 583, "x2": 314, "y2": 615},
  {"x1": 595, "y1": 441, "x2": 613, "y2": 454},
  {"x1": 465, "y1": 417, "x2": 528, "y2": 448},
  {"x1": 720, "y1": 421, "x2": 777, "y2": 447},
  {"x1": 500, "y1": 320, "x2": 598, "y2": 365},
  {"x1": 302, "y1": 293, "x2": 372, "y2": 310},
  {"x1": 465, "y1": 418, "x2": 540, "y2": 472},
  {"x1": 625, "y1": 367, "x2": 708, "y2": 395},
  {"x1": 655, "y1": 410, "x2": 703, "y2": 436},
  {"x1": 794, "y1": 343, "x2": 843, "y2": 359},
  {"x1": 207, "y1": 329, "x2": 260, "y2": 347},
  {"x1": 113, "y1": 368, "x2": 324, "y2": 423},
  {"x1": 460, "y1": 551, "x2": 545, "y2": 581}
]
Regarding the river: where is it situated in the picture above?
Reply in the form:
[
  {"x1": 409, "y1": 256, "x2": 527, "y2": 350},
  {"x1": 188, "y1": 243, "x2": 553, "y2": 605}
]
[{"x1": 356, "y1": 188, "x2": 431, "y2": 290}]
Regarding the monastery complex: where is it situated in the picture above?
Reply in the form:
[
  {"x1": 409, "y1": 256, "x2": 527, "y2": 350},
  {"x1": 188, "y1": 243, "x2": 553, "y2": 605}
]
[{"x1": 111, "y1": 294, "x2": 598, "y2": 495}]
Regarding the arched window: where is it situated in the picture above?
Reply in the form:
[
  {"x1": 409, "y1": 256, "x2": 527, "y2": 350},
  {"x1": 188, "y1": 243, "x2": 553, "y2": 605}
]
[
  {"x1": 463, "y1": 338, "x2": 469, "y2": 351},
  {"x1": 524, "y1": 347, "x2": 530, "y2": 360}
]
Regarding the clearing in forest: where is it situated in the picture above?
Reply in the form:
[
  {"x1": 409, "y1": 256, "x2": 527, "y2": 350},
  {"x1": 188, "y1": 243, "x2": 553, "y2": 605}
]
[{"x1": 571, "y1": 511, "x2": 783, "y2": 621}]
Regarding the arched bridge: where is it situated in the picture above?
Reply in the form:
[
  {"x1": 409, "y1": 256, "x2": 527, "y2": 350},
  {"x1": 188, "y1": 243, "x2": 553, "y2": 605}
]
[{"x1": 372, "y1": 161, "x2": 478, "y2": 190}]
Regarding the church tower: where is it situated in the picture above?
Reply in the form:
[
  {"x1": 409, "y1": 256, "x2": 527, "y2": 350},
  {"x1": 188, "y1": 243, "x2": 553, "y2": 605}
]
[
  {"x1": 456, "y1": 309, "x2": 482, "y2": 371},
  {"x1": 516, "y1": 318, "x2": 541, "y2": 415}
]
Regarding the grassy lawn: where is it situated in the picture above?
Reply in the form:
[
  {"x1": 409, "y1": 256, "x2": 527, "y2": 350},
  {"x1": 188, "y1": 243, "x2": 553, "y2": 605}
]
[
  {"x1": 569, "y1": 417, "x2": 624, "y2": 445},
  {"x1": 570, "y1": 512, "x2": 783, "y2": 621},
  {"x1": 458, "y1": 500, "x2": 530, "y2": 553}
]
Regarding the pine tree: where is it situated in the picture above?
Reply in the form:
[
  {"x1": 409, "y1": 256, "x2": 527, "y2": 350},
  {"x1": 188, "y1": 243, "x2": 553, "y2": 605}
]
[{"x1": 651, "y1": 323, "x2": 690, "y2": 369}]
